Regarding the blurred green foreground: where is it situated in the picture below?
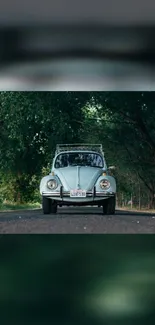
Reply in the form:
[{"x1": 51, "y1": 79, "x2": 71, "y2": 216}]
[{"x1": 0, "y1": 235, "x2": 155, "y2": 325}]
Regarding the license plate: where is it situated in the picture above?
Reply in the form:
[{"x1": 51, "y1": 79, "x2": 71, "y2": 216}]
[{"x1": 70, "y1": 189, "x2": 86, "y2": 197}]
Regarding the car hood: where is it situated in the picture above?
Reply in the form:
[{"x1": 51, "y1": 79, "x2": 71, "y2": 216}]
[{"x1": 55, "y1": 166, "x2": 102, "y2": 190}]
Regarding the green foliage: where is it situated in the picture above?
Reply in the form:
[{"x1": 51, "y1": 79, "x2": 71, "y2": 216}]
[{"x1": 0, "y1": 91, "x2": 89, "y2": 174}]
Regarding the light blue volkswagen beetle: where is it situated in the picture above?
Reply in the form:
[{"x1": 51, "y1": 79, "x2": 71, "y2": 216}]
[{"x1": 40, "y1": 144, "x2": 116, "y2": 215}]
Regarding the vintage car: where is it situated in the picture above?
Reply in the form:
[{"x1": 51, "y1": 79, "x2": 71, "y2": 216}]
[{"x1": 39, "y1": 144, "x2": 116, "y2": 215}]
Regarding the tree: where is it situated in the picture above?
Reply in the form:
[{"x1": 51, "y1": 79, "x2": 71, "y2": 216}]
[{"x1": 0, "y1": 91, "x2": 89, "y2": 202}]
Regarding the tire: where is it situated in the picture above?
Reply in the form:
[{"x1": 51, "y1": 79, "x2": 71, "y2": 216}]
[
  {"x1": 103, "y1": 196, "x2": 116, "y2": 215},
  {"x1": 51, "y1": 201, "x2": 57, "y2": 214},
  {"x1": 42, "y1": 196, "x2": 51, "y2": 214}
]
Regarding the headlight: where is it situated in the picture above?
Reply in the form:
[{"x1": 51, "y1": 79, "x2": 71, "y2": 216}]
[
  {"x1": 47, "y1": 179, "x2": 58, "y2": 190},
  {"x1": 100, "y1": 179, "x2": 110, "y2": 189}
]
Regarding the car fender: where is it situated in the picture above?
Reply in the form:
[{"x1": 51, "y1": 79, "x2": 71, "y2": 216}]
[
  {"x1": 95, "y1": 175, "x2": 116, "y2": 193},
  {"x1": 39, "y1": 175, "x2": 61, "y2": 195}
]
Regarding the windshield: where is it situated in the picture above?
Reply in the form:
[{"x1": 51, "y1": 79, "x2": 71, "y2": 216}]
[{"x1": 54, "y1": 152, "x2": 104, "y2": 168}]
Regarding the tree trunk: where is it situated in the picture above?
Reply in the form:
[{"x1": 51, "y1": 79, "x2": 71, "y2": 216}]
[
  {"x1": 148, "y1": 192, "x2": 155, "y2": 209},
  {"x1": 117, "y1": 192, "x2": 122, "y2": 207},
  {"x1": 14, "y1": 173, "x2": 23, "y2": 204}
]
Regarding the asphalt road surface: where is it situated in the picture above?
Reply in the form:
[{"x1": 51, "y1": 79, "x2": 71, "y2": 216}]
[{"x1": 0, "y1": 207, "x2": 155, "y2": 233}]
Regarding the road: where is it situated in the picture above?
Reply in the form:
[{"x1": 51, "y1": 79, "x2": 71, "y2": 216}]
[{"x1": 0, "y1": 207, "x2": 155, "y2": 233}]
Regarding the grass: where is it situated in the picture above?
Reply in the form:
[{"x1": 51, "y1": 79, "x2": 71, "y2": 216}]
[
  {"x1": 0, "y1": 201, "x2": 41, "y2": 211},
  {"x1": 118, "y1": 206, "x2": 155, "y2": 214}
]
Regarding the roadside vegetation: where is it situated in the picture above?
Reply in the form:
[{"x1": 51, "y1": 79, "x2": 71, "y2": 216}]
[{"x1": 1, "y1": 91, "x2": 155, "y2": 210}]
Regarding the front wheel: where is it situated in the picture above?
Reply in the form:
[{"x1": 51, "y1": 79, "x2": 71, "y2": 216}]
[
  {"x1": 51, "y1": 201, "x2": 57, "y2": 214},
  {"x1": 103, "y1": 196, "x2": 116, "y2": 215}
]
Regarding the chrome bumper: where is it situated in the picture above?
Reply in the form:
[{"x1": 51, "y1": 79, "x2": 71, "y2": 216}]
[{"x1": 42, "y1": 186, "x2": 115, "y2": 199}]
